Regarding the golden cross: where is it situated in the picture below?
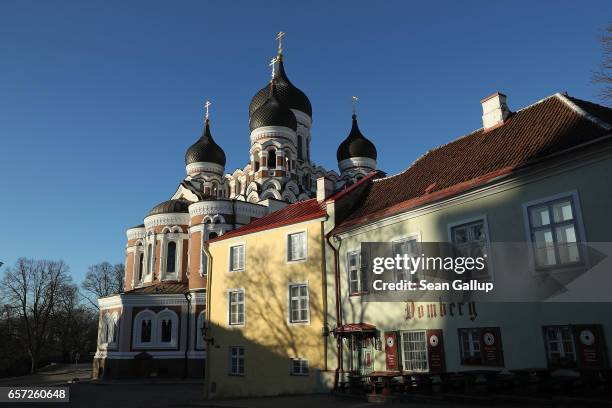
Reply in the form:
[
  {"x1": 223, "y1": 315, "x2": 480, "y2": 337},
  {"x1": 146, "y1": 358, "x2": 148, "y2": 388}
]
[
  {"x1": 277, "y1": 31, "x2": 285, "y2": 55},
  {"x1": 269, "y1": 56, "x2": 279, "y2": 79},
  {"x1": 204, "y1": 100, "x2": 211, "y2": 121},
  {"x1": 352, "y1": 96, "x2": 359, "y2": 115}
]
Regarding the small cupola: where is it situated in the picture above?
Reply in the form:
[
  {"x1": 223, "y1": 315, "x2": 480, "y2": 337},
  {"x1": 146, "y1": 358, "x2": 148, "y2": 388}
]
[
  {"x1": 185, "y1": 102, "x2": 227, "y2": 176},
  {"x1": 336, "y1": 97, "x2": 377, "y2": 178},
  {"x1": 481, "y1": 92, "x2": 511, "y2": 130}
]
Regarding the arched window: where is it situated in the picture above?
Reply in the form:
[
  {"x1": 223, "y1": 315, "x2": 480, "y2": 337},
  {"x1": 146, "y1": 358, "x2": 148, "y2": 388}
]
[
  {"x1": 161, "y1": 319, "x2": 172, "y2": 343},
  {"x1": 196, "y1": 311, "x2": 206, "y2": 349},
  {"x1": 106, "y1": 313, "x2": 118, "y2": 345},
  {"x1": 267, "y1": 149, "x2": 276, "y2": 169},
  {"x1": 285, "y1": 152, "x2": 291, "y2": 171},
  {"x1": 147, "y1": 243, "x2": 153, "y2": 275},
  {"x1": 208, "y1": 231, "x2": 218, "y2": 240},
  {"x1": 297, "y1": 137, "x2": 303, "y2": 160},
  {"x1": 235, "y1": 180, "x2": 241, "y2": 195},
  {"x1": 157, "y1": 309, "x2": 178, "y2": 347},
  {"x1": 133, "y1": 310, "x2": 155, "y2": 348},
  {"x1": 166, "y1": 241, "x2": 176, "y2": 273},
  {"x1": 141, "y1": 320, "x2": 152, "y2": 342},
  {"x1": 138, "y1": 252, "x2": 144, "y2": 281}
]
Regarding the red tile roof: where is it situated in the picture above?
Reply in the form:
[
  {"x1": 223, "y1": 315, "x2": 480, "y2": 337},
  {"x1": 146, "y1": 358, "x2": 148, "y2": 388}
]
[
  {"x1": 209, "y1": 172, "x2": 380, "y2": 242},
  {"x1": 209, "y1": 198, "x2": 326, "y2": 242},
  {"x1": 334, "y1": 93, "x2": 612, "y2": 234},
  {"x1": 123, "y1": 282, "x2": 188, "y2": 295}
]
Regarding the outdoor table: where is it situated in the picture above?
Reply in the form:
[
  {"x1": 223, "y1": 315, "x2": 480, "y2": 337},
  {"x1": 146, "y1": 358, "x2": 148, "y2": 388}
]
[
  {"x1": 574, "y1": 367, "x2": 612, "y2": 389},
  {"x1": 368, "y1": 371, "x2": 402, "y2": 396},
  {"x1": 402, "y1": 372, "x2": 434, "y2": 393},
  {"x1": 457, "y1": 369, "x2": 501, "y2": 392},
  {"x1": 347, "y1": 373, "x2": 366, "y2": 393},
  {"x1": 509, "y1": 367, "x2": 552, "y2": 392}
]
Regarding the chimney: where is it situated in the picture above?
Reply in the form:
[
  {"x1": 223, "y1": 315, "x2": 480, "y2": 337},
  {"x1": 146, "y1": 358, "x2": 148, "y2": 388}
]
[
  {"x1": 316, "y1": 176, "x2": 334, "y2": 202},
  {"x1": 481, "y1": 92, "x2": 510, "y2": 130}
]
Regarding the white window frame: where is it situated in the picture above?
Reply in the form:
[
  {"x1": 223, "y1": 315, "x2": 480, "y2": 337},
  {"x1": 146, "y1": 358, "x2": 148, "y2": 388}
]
[
  {"x1": 347, "y1": 250, "x2": 364, "y2": 296},
  {"x1": 229, "y1": 346, "x2": 245, "y2": 376},
  {"x1": 156, "y1": 308, "x2": 179, "y2": 349},
  {"x1": 447, "y1": 216, "x2": 492, "y2": 280},
  {"x1": 543, "y1": 325, "x2": 577, "y2": 364},
  {"x1": 286, "y1": 230, "x2": 308, "y2": 262},
  {"x1": 459, "y1": 328, "x2": 481, "y2": 362},
  {"x1": 287, "y1": 282, "x2": 310, "y2": 325},
  {"x1": 229, "y1": 244, "x2": 246, "y2": 272},
  {"x1": 391, "y1": 233, "x2": 421, "y2": 283},
  {"x1": 522, "y1": 190, "x2": 587, "y2": 274},
  {"x1": 290, "y1": 358, "x2": 309, "y2": 376},
  {"x1": 400, "y1": 330, "x2": 429, "y2": 373},
  {"x1": 227, "y1": 288, "x2": 246, "y2": 327},
  {"x1": 132, "y1": 309, "x2": 157, "y2": 349},
  {"x1": 196, "y1": 311, "x2": 206, "y2": 350},
  {"x1": 99, "y1": 312, "x2": 119, "y2": 349}
]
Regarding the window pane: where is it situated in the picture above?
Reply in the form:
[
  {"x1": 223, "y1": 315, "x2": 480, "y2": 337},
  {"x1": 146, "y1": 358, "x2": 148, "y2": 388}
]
[
  {"x1": 556, "y1": 225, "x2": 580, "y2": 263},
  {"x1": 534, "y1": 229, "x2": 556, "y2": 266},
  {"x1": 530, "y1": 206, "x2": 551, "y2": 227},
  {"x1": 552, "y1": 201, "x2": 574, "y2": 223}
]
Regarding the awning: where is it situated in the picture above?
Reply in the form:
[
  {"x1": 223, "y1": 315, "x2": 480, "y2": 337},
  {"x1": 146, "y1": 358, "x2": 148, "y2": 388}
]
[{"x1": 333, "y1": 323, "x2": 378, "y2": 336}]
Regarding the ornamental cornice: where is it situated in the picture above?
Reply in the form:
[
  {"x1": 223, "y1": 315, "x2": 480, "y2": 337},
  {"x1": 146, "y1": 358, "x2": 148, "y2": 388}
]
[
  {"x1": 126, "y1": 227, "x2": 146, "y2": 240},
  {"x1": 144, "y1": 213, "x2": 190, "y2": 230},
  {"x1": 188, "y1": 200, "x2": 234, "y2": 217}
]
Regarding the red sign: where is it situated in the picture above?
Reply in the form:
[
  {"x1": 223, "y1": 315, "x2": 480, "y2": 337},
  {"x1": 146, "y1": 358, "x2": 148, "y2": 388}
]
[
  {"x1": 480, "y1": 327, "x2": 504, "y2": 366},
  {"x1": 384, "y1": 331, "x2": 399, "y2": 370},
  {"x1": 573, "y1": 324, "x2": 608, "y2": 369},
  {"x1": 426, "y1": 329, "x2": 446, "y2": 373}
]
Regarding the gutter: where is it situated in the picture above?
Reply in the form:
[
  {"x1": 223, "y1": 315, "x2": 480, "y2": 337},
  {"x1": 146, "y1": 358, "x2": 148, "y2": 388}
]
[
  {"x1": 324, "y1": 229, "x2": 343, "y2": 391},
  {"x1": 202, "y1": 242, "x2": 214, "y2": 399},
  {"x1": 183, "y1": 291, "x2": 191, "y2": 378}
]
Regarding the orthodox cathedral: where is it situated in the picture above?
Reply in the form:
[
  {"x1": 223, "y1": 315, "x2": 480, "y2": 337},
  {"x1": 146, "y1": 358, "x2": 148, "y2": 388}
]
[{"x1": 93, "y1": 34, "x2": 378, "y2": 378}]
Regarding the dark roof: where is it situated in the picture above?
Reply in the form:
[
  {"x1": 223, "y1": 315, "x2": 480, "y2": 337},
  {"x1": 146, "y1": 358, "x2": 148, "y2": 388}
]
[
  {"x1": 123, "y1": 282, "x2": 188, "y2": 295},
  {"x1": 249, "y1": 58, "x2": 312, "y2": 118},
  {"x1": 185, "y1": 119, "x2": 226, "y2": 166},
  {"x1": 147, "y1": 199, "x2": 191, "y2": 217},
  {"x1": 129, "y1": 223, "x2": 145, "y2": 229},
  {"x1": 337, "y1": 114, "x2": 377, "y2": 161},
  {"x1": 334, "y1": 93, "x2": 612, "y2": 234},
  {"x1": 249, "y1": 80, "x2": 297, "y2": 131},
  {"x1": 209, "y1": 172, "x2": 380, "y2": 242}
]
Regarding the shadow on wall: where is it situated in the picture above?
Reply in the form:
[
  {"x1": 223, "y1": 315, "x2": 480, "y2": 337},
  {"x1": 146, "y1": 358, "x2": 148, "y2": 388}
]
[{"x1": 207, "y1": 240, "x2": 334, "y2": 398}]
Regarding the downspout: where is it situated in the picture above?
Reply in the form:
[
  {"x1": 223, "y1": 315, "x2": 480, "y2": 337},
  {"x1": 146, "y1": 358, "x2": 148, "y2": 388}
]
[
  {"x1": 202, "y1": 242, "x2": 214, "y2": 399},
  {"x1": 325, "y1": 230, "x2": 343, "y2": 391},
  {"x1": 320, "y1": 220, "x2": 329, "y2": 372},
  {"x1": 183, "y1": 291, "x2": 191, "y2": 378}
]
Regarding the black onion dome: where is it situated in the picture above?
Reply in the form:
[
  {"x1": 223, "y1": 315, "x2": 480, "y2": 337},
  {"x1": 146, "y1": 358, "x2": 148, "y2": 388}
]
[
  {"x1": 336, "y1": 114, "x2": 378, "y2": 161},
  {"x1": 249, "y1": 58, "x2": 312, "y2": 118},
  {"x1": 147, "y1": 199, "x2": 191, "y2": 216},
  {"x1": 185, "y1": 119, "x2": 226, "y2": 166},
  {"x1": 249, "y1": 81, "x2": 298, "y2": 131}
]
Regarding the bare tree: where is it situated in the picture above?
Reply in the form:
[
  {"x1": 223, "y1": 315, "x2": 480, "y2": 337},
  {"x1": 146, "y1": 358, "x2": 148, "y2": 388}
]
[
  {"x1": 594, "y1": 23, "x2": 612, "y2": 103},
  {"x1": 81, "y1": 262, "x2": 124, "y2": 309},
  {"x1": 1, "y1": 258, "x2": 71, "y2": 373}
]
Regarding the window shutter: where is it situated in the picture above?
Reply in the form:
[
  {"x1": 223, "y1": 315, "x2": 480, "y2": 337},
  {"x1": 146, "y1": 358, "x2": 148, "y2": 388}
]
[
  {"x1": 384, "y1": 331, "x2": 400, "y2": 371},
  {"x1": 480, "y1": 327, "x2": 504, "y2": 366},
  {"x1": 426, "y1": 329, "x2": 446, "y2": 373}
]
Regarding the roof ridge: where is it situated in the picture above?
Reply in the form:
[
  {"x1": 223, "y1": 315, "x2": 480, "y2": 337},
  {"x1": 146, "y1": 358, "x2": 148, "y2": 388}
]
[
  {"x1": 373, "y1": 93, "x2": 563, "y2": 184},
  {"x1": 555, "y1": 93, "x2": 612, "y2": 130}
]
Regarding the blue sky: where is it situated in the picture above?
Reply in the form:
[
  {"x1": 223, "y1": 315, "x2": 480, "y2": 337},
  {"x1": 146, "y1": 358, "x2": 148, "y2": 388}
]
[{"x1": 0, "y1": 0, "x2": 610, "y2": 283}]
